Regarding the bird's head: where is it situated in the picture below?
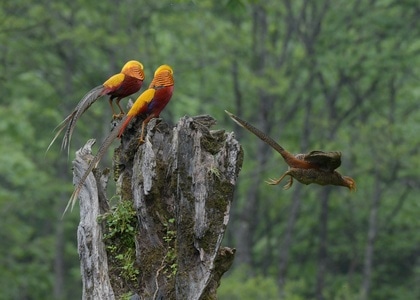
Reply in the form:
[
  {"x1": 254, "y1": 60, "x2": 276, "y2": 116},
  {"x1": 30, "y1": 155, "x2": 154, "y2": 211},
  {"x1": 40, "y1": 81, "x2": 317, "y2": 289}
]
[
  {"x1": 343, "y1": 176, "x2": 356, "y2": 191},
  {"x1": 121, "y1": 60, "x2": 145, "y2": 80},
  {"x1": 154, "y1": 65, "x2": 173, "y2": 76}
]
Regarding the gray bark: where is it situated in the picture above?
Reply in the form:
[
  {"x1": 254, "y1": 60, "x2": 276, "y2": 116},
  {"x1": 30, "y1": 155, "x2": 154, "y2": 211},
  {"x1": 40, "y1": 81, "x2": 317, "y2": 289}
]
[
  {"x1": 72, "y1": 115, "x2": 242, "y2": 299},
  {"x1": 72, "y1": 139, "x2": 115, "y2": 300}
]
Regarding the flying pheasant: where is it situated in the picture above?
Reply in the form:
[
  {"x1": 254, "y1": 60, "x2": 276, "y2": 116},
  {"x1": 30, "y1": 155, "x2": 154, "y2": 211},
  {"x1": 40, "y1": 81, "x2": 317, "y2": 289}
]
[{"x1": 225, "y1": 111, "x2": 356, "y2": 191}]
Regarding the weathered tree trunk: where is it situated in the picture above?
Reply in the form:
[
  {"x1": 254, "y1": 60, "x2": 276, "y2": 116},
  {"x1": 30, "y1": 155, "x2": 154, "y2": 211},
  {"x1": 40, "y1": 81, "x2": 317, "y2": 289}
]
[
  {"x1": 72, "y1": 115, "x2": 243, "y2": 300},
  {"x1": 71, "y1": 139, "x2": 115, "y2": 300}
]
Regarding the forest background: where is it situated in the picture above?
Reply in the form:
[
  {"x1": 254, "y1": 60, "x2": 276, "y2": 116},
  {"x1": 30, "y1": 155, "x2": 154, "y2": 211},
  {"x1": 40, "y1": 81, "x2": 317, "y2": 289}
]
[{"x1": 0, "y1": 0, "x2": 419, "y2": 299}]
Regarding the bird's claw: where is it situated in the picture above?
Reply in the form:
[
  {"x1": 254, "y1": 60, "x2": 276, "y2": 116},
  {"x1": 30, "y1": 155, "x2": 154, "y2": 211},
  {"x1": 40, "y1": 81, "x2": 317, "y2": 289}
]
[
  {"x1": 282, "y1": 181, "x2": 293, "y2": 190},
  {"x1": 265, "y1": 178, "x2": 281, "y2": 185},
  {"x1": 112, "y1": 113, "x2": 125, "y2": 120}
]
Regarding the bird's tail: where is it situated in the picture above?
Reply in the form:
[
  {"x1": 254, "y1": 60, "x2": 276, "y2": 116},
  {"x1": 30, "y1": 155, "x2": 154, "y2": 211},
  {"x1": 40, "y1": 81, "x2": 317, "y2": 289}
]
[
  {"x1": 117, "y1": 115, "x2": 134, "y2": 137},
  {"x1": 63, "y1": 118, "x2": 126, "y2": 217},
  {"x1": 225, "y1": 110, "x2": 286, "y2": 154},
  {"x1": 225, "y1": 110, "x2": 316, "y2": 169},
  {"x1": 46, "y1": 111, "x2": 76, "y2": 154},
  {"x1": 61, "y1": 85, "x2": 104, "y2": 156}
]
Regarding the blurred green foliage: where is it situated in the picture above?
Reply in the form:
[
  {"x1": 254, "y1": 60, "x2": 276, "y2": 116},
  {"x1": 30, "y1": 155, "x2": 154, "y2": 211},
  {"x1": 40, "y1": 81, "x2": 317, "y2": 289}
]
[{"x1": 0, "y1": 0, "x2": 419, "y2": 299}]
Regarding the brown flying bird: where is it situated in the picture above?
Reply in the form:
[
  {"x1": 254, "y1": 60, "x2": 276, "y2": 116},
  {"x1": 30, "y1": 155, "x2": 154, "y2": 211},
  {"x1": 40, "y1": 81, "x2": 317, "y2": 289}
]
[{"x1": 225, "y1": 111, "x2": 356, "y2": 191}]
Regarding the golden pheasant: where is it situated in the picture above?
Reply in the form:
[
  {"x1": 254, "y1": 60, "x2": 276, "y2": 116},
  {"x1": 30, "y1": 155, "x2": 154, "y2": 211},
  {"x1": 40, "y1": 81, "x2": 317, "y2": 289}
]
[
  {"x1": 225, "y1": 111, "x2": 356, "y2": 191},
  {"x1": 47, "y1": 60, "x2": 145, "y2": 155},
  {"x1": 118, "y1": 64, "x2": 174, "y2": 142},
  {"x1": 63, "y1": 65, "x2": 174, "y2": 215}
]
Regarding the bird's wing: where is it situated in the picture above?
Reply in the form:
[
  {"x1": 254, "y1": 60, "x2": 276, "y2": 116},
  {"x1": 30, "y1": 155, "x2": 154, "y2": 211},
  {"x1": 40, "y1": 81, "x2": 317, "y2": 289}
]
[
  {"x1": 127, "y1": 88, "x2": 156, "y2": 116},
  {"x1": 303, "y1": 151, "x2": 342, "y2": 171},
  {"x1": 102, "y1": 73, "x2": 125, "y2": 92},
  {"x1": 117, "y1": 88, "x2": 156, "y2": 137}
]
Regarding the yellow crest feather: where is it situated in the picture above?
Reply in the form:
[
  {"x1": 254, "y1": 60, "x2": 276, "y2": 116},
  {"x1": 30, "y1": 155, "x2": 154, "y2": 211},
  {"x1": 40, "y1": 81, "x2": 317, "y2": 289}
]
[
  {"x1": 121, "y1": 60, "x2": 145, "y2": 80},
  {"x1": 154, "y1": 64, "x2": 173, "y2": 76}
]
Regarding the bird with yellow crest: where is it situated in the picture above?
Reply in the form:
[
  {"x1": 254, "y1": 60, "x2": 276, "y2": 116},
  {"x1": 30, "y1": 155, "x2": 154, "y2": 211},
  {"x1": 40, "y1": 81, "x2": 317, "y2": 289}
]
[
  {"x1": 47, "y1": 60, "x2": 145, "y2": 155},
  {"x1": 63, "y1": 64, "x2": 174, "y2": 215}
]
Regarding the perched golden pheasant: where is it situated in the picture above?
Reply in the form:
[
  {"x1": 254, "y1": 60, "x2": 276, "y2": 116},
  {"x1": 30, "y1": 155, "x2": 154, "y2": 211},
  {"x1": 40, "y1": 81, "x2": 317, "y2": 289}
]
[
  {"x1": 47, "y1": 60, "x2": 145, "y2": 155},
  {"x1": 225, "y1": 111, "x2": 356, "y2": 191},
  {"x1": 118, "y1": 64, "x2": 175, "y2": 142},
  {"x1": 63, "y1": 65, "x2": 174, "y2": 215}
]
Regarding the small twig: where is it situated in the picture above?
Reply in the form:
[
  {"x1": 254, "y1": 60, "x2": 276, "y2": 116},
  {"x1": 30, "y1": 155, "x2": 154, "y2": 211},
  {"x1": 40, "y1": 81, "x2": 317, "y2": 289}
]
[{"x1": 153, "y1": 255, "x2": 168, "y2": 300}]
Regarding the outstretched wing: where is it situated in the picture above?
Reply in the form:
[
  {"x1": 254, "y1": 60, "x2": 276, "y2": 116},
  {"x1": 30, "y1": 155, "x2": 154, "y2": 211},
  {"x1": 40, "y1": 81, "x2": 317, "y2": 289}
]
[{"x1": 303, "y1": 151, "x2": 342, "y2": 171}]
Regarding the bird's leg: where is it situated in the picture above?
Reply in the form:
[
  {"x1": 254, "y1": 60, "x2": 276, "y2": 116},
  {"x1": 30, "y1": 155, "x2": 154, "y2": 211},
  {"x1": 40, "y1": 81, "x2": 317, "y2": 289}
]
[
  {"x1": 266, "y1": 171, "x2": 291, "y2": 187},
  {"x1": 109, "y1": 98, "x2": 125, "y2": 119},
  {"x1": 138, "y1": 115, "x2": 155, "y2": 144},
  {"x1": 282, "y1": 176, "x2": 294, "y2": 190},
  {"x1": 109, "y1": 99, "x2": 119, "y2": 119},
  {"x1": 114, "y1": 98, "x2": 125, "y2": 119}
]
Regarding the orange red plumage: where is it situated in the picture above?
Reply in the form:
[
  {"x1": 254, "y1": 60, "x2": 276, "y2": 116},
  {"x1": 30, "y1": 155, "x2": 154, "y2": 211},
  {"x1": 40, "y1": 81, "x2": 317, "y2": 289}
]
[
  {"x1": 47, "y1": 60, "x2": 145, "y2": 155},
  {"x1": 63, "y1": 65, "x2": 174, "y2": 215},
  {"x1": 118, "y1": 64, "x2": 174, "y2": 142},
  {"x1": 225, "y1": 111, "x2": 356, "y2": 191}
]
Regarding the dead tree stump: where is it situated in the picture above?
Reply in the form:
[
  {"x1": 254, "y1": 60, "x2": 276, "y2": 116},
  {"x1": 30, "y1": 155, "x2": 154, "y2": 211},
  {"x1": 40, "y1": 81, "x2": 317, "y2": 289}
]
[{"x1": 72, "y1": 115, "x2": 243, "y2": 299}]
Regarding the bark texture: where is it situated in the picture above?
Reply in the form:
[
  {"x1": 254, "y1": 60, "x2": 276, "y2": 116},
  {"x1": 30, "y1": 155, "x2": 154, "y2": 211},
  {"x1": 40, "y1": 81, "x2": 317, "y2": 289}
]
[
  {"x1": 72, "y1": 115, "x2": 243, "y2": 300},
  {"x1": 72, "y1": 139, "x2": 115, "y2": 300}
]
